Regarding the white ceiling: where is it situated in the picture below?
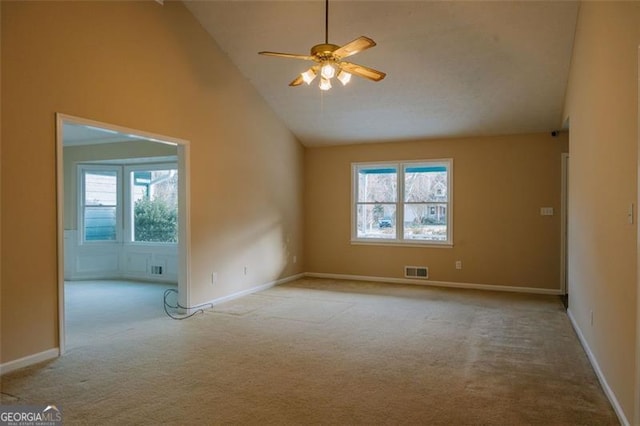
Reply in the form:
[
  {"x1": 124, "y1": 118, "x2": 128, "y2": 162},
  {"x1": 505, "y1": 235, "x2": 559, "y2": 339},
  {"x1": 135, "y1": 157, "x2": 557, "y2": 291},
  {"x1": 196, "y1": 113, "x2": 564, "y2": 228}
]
[
  {"x1": 63, "y1": 123, "x2": 179, "y2": 147},
  {"x1": 63, "y1": 123, "x2": 149, "y2": 146},
  {"x1": 185, "y1": 1, "x2": 579, "y2": 147}
]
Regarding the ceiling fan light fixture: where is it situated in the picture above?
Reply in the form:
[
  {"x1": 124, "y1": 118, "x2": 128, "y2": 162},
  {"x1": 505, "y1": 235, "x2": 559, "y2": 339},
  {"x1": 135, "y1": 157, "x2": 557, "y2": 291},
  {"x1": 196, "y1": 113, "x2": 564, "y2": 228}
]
[
  {"x1": 320, "y1": 62, "x2": 336, "y2": 79},
  {"x1": 258, "y1": 0, "x2": 386, "y2": 90},
  {"x1": 319, "y1": 76, "x2": 332, "y2": 91},
  {"x1": 337, "y1": 70, "x2": 352, "y2": 86},
  {"x1": 301, "y1": 69, "x2": 317, "y2": 84}
]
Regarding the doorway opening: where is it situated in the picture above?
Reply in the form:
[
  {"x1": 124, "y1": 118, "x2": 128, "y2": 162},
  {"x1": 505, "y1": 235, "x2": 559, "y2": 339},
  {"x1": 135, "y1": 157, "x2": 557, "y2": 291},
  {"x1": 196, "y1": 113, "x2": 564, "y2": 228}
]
[{"x1": 56, "y1": 114, "x2": 190, "y2": 354}]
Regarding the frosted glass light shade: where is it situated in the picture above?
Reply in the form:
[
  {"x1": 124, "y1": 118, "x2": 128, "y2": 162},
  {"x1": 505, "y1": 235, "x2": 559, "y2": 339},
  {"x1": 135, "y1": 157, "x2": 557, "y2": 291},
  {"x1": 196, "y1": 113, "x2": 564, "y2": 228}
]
[
  {"x1": 319, "y1": 77, "x2": 332, "y2": 91},
  {"x1": 320, "y1": 62, "x2": 336, "y2": 79},
  {"x1": 337, "y1": 70, "x2": 351, "y2": 86},
  {"x1": 301, "y1": 69, "x2": 317, "y2": 84}
]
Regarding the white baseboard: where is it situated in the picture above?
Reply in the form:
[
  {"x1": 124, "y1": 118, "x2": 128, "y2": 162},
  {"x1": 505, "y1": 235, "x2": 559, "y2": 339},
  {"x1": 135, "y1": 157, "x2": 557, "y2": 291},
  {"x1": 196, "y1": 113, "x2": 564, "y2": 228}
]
[
  {"x1": 304, "y1": 272, "x2": 563, "y2": 295},
  {"x1": 0, "y1": 348, "x2": 59, "y2": 376},
  {"x1": 200, "y1": 273, "x2": 305, "y2": 308},
  {"x1": 567, "y1": 308, "x2": 629, "y2": 426}
]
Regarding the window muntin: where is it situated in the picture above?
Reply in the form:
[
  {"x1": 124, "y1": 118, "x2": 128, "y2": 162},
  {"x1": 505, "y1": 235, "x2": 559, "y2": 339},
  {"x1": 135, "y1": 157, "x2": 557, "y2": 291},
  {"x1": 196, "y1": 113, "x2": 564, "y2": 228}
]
[{"x1": 352, "y1": 160, "x2": 452, "y2": 246}]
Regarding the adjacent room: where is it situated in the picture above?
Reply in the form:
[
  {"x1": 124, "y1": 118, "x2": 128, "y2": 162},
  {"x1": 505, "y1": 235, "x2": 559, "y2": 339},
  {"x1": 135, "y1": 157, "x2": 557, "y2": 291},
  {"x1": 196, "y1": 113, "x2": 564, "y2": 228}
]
[
  {"x1": 1, "y1": 1, "x2": 639, "y2": 425},
  {"x1": 61, "y1": 121, "x2": 183, "y2": 349}
]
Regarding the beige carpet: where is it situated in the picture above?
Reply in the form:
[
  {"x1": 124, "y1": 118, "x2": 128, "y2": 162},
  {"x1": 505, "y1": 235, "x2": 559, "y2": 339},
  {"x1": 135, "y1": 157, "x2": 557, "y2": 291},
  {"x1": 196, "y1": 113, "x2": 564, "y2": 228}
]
[
  {"x1": 1, "y1": 278, "x2": 619, "y2": 425},
  {"x1": 63, "y1": 280, "x2": 177, "y2": 350}
]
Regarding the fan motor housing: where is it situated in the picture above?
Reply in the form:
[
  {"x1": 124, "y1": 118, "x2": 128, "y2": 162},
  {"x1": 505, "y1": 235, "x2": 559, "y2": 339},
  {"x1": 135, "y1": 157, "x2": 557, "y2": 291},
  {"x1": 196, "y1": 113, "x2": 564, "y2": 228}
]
[{"x1": 311, "y1": 43, "x2": 340, "y2": 59}]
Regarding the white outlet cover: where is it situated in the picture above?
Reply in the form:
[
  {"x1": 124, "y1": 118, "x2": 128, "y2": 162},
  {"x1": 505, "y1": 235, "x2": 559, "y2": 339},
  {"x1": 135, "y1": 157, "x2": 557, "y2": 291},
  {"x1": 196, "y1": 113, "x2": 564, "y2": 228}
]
[{"x1": 540, "y1": 207, "x2": 554, "y2": 216}]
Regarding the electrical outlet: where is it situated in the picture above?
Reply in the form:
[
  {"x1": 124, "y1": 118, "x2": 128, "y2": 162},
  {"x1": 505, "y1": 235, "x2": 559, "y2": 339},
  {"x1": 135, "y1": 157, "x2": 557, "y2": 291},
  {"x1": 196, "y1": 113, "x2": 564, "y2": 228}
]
[
  {"x1": 455, "y1": 260, "x2": 462, "y2": 270},
  {"x1": 211, "y1": 272, "x2": 217, "y2": 285},
  {"x1": 243, "y1": 266, "x2": 248, "y2": 275},
  {"x1": 590, "y1": 310, "x2": 594, "y2": 326},
  {"x1": 293, "y1": 255, "x2": 297, "y2": 264}
]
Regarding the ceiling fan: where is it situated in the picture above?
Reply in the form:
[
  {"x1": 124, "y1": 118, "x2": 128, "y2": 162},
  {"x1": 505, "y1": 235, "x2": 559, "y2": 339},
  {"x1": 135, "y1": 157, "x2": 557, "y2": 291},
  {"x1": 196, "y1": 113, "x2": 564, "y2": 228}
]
[{"x1": 258, "y1": 0, "x2": 386, "y2": 91}]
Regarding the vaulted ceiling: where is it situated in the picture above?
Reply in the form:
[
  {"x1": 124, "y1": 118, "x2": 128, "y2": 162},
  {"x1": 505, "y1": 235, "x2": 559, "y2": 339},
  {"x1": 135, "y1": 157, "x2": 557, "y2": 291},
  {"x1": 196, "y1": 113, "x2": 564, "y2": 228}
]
[{"x1": 185, "y1": 1, "x2": 579, "y2": 147}]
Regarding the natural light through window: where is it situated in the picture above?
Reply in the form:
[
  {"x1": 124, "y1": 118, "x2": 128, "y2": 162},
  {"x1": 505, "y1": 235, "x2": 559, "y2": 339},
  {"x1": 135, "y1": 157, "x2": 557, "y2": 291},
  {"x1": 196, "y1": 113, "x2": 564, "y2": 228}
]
[
  {"x1": 352, "y1": 160, "x2": 452, "y2": 246},
  {"x1": 131, "y1": 168, "x2": 178, "y2": 243},
  {"x1": 79, "y1": 163, "x2": 178, "y2": 244},
  {"x1": 82, "y1": 168, "x2": 120, "y2": 242}
]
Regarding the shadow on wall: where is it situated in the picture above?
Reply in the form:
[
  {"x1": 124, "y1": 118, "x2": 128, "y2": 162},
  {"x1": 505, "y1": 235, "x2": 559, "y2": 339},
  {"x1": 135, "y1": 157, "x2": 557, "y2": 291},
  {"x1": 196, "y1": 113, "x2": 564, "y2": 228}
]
[{"x1": 193, "y1": 210, "x2": 293, "y2": 303}]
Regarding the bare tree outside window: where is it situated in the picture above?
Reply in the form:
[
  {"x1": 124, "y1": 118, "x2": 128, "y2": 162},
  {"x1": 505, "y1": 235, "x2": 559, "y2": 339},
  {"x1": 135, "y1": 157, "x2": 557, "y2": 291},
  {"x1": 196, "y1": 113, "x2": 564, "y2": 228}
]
[
  {"x1": 353, "y1": 161, "x2": 452, "y2": 244},
  {"x1": 357, "y1": 168, "x2": 397, "y2": 238},
  {"x1": 404, "y1": 166, "x2": 448, "y2": 240}
]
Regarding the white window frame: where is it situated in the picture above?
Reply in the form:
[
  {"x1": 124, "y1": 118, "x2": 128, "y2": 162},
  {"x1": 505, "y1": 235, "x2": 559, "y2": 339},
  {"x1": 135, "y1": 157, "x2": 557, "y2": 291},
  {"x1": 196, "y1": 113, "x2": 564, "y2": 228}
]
[
  {"x1": 78, "y1": 164, "x2": 123, "y2": 244},
  {"x1": 124, "y1": 163, "x2": 178, "y2": 245},
  {"x1": 78, "y1": 162, "x2": 178, "y2": 246},
  {"x1": 351, "y1": 159, "x2": 453, "y2": 247}
]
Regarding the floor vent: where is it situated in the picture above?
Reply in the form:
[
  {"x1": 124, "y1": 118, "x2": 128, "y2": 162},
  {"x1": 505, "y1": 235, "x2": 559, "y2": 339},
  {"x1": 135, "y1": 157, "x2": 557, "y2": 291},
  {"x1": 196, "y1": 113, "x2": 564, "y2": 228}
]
[
  {"x1": 405, "y1": 266, "x2": 428, "y2": 279},
  {"x1": 150, "y1": 265, "x2": 163, "y2": 275}
]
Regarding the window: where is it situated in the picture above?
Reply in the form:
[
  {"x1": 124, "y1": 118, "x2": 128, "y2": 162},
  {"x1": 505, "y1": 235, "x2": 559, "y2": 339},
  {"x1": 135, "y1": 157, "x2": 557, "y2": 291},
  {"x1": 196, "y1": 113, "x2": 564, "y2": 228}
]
[
  {"x1": 352, "y1": 159, "x2": 452, "y2": 246},
  {"x1": 80, "y1": 166, "x2": 121, "y2": 242},
  {"x1": 128, "y1": 166, "x2": 178, "y2": 243},
  {"x1": 79, "y1": 162, "x2": 178, "y2": 244}
]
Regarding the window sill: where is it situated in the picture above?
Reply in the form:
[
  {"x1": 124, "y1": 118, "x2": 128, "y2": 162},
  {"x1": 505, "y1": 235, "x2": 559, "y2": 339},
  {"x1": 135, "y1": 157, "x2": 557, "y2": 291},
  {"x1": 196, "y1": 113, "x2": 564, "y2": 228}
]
[
  {"x1": 124, "y1": 241, "x2": 178, "y2": 246},
  {"x1": 79, "y1": 241, "x2": 178, "y2": 246},
  {"x1": 80, "y1": 240, "x2": 120, "y2": 245},
  {"x1": 351, "y1": 239, "x2": 453, "y2": 248}
]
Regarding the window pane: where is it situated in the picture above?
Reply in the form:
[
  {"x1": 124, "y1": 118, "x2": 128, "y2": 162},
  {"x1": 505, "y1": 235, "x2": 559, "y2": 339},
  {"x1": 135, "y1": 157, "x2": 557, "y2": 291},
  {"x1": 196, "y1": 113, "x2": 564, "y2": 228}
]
[
  {"x1": 404, "y1": 203, "x2": 447, "y2": 241},
  {"x1": 132, "y1": 169, "x2": 178, "y2": 243},
  {"x1": 357, "y1": 204, "x2": 396, "y2": 239},
  {"x1": 85, "y1": 171, "x2": 117, "y2": 206},
  {"x1": 404, "y1": 166, "x2": 448, "y2": 202},
  {"x1": 84, "y1": 206, "x2": 117, "y2": 241},
  {"x1": 358, "y1": 167, "x2": 397, "y2": 202}
]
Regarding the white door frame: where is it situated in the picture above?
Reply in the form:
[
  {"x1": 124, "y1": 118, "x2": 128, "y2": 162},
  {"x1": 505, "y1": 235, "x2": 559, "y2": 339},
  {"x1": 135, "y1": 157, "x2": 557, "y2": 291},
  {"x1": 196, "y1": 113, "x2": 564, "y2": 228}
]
[
  {"x1": 55, "y1": 113, "x2": 191, "y2": 354},
  {"x1": 634, "y1": 45, "x2": 640, "y2": 426},
  {"x1": 560, "y1": 152, "x2": 569, "y2": 296}
]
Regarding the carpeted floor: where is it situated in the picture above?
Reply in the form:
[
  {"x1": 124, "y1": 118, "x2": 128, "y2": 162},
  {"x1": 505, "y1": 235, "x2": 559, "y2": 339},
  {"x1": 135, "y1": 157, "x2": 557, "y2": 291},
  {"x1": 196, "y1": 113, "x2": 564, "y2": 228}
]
[
  {"x1": 63, "y1": 280, "x2": 177, "y2": 350},
  {"x1": 1, "y1": 278, "x2": 619, "y2": 425}
]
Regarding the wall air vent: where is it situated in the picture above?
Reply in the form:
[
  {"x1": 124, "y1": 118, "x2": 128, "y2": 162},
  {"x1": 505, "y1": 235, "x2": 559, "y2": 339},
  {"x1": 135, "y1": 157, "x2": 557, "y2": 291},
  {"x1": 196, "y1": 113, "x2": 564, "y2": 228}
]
[{"x1": 405, "y1": 266, "x2": 428, "y2": 279}]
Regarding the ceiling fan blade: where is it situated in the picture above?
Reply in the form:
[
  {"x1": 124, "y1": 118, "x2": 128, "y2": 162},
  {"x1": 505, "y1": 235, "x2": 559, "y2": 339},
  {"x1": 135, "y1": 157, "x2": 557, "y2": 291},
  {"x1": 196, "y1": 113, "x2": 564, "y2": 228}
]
[
  {"x1": 333, "y1": 36, "x2": 376, "y2": 59},
  {"x1": 289, "y1": 74, "x2": 305, "y2": 87},
  {"x1": 340, "y1": 61, "x2": 386, "y2": 82},
  {"x1": 258, "y1": 51, "x2": 315, "y2": 61}
]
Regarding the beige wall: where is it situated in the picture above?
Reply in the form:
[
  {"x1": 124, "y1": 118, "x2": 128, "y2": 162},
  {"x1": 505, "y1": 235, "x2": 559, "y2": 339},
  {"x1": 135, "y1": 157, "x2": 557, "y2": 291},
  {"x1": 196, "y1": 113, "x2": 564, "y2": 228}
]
[
  {"x1": 1, "y1": 1, "x2": 304, "y2": 364},
  {"x1": 563, "y1": 2, "x2": 640, "y2": 423},
  {"x1": 63, "y1": 141, "x2": 178, "y2": 230},
  {"x1": 0, "y1": 1, "x2": 3, "y2": 365},
  {"x1": 305, "y1": 133, "x2": 567, "y2": 290}
]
